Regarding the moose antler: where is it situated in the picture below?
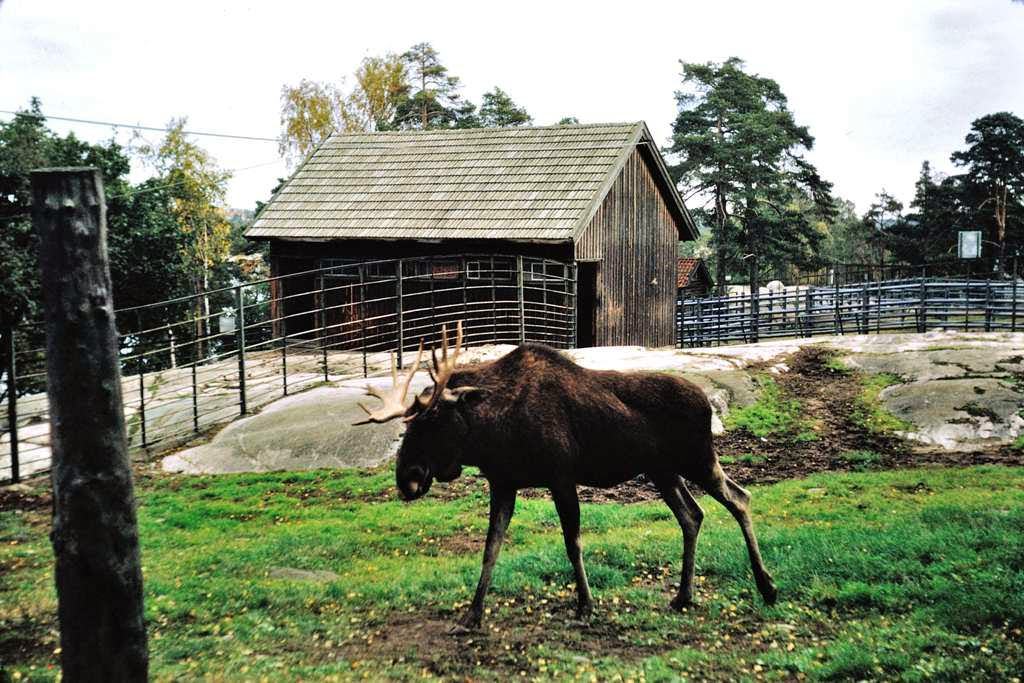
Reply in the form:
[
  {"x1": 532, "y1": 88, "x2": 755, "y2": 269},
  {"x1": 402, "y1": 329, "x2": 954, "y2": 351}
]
[
  {"x1": 415, "y1": 320, "x2": 478, "y2": 416},
  {"x1": 352, "y1": 340, "x2": 425, "y2": 425}
]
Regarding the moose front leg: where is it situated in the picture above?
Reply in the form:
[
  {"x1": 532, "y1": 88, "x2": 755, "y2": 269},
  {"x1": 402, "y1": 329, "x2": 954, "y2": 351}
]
[
  {"x1": 551, "y1": 484, "x2": 594, "y2": 618},
  {"x1": 454, "y1": 483, "x2": 517, "y2": 633}
]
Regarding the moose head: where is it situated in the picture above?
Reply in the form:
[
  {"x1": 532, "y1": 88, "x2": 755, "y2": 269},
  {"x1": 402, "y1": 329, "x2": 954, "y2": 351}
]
[{"x1": 353, "y1": 321, "x2": 480, "y2": 501}]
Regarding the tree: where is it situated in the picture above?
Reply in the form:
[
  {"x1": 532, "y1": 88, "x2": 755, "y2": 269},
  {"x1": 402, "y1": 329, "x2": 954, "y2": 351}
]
[
  {"x1": 279, "y1": 79, "x2": 347, "y2": 166},
  {"x1": 1, "y1": 100, "x2": 190, "y2": 392},
  {"x1": 348, "y1": 54, "x2": 409, "y2": 131},
  {"x1": 138, "y1": 119, "x2": 233, "y2": 357},
  {"x1": 667, "y1": 58, "x2": 833, "y2": 292},
  {"x1": 478, "y1": 87, "x2": 532, "y2": 128},
  {"x1": 861, "y1": 190, "x2": 904, "y2": 266},
  {"x1": 392, "y1": 42, "x2": 472, "y2": 129},
  {"x1": 815, "y1": 198, "x2": 873, "y2": 265},
  {"x1": 558, "y1": 117, "x2": 580, "y2": 125},
  {"x1": 951, "y1": 112, "x2": 1024, "y2": 271},
  {"x1": 884, "y1": 162, "x2": 971, "y2": 264}
]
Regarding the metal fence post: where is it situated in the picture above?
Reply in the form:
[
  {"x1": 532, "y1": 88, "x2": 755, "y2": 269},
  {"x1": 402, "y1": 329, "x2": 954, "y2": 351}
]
[
  {"x1": 1012, "y1": 257, "x2": 1018, "y2": 332},
  {"x1": 6, "y1": 328, "x2": 18, "y2": 483},
  {"x1": 281, "y1": 330, "x2": 288, "y2": 396},
  {"x1": 985, "y1": 279, "x2": 992, "y2": 332},
  {"x1": 320, "y1": 274, "x2": 329, "y2": 380},
  {"x1": 138, "y1": 360, "x2": 147, "y2": 449},
  {"x1": 919, "y1": 266, "x2": 927, "y2": 332},
  {"x1": 570, "y1": 263, "x2": 578, "y2": 349},
  {"x1": 396, "y1": 259, "x2": 404, "y2": 369},
  {"x1": 834, "y1": 270, "x2": 841, "y2": 334},
  {"x1": 516, "y1": 255, "x2": 526, "y2": 344},
  {"x1": 491, "y1": 256, "x2": 497, "y2": 344},
  {"x1": 360, "y1": 265, "x2": 368, "y2": 378},
  {"x1": 191, "y1": 360, "x2": 199, "y2": 433},
  {"x1": 235, "y1": 285, "x2": 247, "y2": 415},
  {"x1": 462, "y1": 257, "x2": 469, "y2": 341}
]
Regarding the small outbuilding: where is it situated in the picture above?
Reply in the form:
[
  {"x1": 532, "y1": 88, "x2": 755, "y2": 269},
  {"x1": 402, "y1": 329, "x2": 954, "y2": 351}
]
[
  {"x1": 677, "y1": 258, "x2": 714, "y2": 299},
  {"x1": 246, "y1": 122, "x2": 697, "y2": 347}
]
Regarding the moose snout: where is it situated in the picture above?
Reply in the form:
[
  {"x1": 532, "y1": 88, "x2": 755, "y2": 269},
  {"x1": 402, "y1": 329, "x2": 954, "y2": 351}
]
[{"x1": 397, "y1": 466, "x2": 432, "y2": 501}]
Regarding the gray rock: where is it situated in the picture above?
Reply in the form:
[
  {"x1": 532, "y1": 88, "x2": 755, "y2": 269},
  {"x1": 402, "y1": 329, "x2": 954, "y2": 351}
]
[{"x1": 268, "y1": 566, "x2": 340, "y2": 582}]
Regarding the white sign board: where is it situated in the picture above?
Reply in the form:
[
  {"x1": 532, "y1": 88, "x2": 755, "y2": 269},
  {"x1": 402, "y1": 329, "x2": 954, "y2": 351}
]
[{"x1": 958, "y1": 230, "x2": 981, "y2": 259}]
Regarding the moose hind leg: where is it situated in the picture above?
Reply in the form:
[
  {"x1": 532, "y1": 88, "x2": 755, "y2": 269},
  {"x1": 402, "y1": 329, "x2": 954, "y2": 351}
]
[
  {"x1": 456, "y1": 484, "x2": 517, "y2": 633},
  {"x1": 700, "y1": 466, "x2": 778, "y2": 605},
  {"x1": 551, "y1": 484, "x2": 594, "y2": 618},
  {"x1": 653, "y1": 475, "x2": 704, "y2": 609}
]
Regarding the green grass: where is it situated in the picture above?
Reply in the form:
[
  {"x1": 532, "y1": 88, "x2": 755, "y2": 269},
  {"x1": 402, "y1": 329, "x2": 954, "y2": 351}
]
[
  {"x1": 2, "y1": 466, "x2": 1023, "y2": 681},
  {"x1": 839, "y1": 450, "x2": 884, "y2": 470},
  {"x1": 1011, "y1": 435, "x2": 1024, "y2": 452},
  {"x1": 823, "y1": 355, "x2": 852, "y2": 376},
  {"x1": 852, "y1": 373, "x2": 915, "y2": 435},
  {"x1": 724, "y1": 376, "x2": 818, "y2": 441}
]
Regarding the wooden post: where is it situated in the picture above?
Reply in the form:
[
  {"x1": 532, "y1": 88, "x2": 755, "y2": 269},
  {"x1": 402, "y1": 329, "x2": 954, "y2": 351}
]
[
  {"x1": 235, "y1": 286, "x2": 247, "y2": 415},
  {"x1": 5, "y1": 328, "x2": 18, "y2": 483},
  {"x1": 32, "y1": 167, "x2": 148, "y2": 681}
]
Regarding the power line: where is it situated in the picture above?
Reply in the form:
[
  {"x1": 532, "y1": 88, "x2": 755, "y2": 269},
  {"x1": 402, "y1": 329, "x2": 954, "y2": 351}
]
[
  {"x1": 0, "y1": 109, "x2": 278, "y2": 143},
  {"x1": 1, "y1": 158, "x2": 282, "y2": 216}
]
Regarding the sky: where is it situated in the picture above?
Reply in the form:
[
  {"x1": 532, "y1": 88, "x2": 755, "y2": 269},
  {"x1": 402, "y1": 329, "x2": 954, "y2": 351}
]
[{"x1": 2, "y1": 0, "x2": 1024, "y2": 213}]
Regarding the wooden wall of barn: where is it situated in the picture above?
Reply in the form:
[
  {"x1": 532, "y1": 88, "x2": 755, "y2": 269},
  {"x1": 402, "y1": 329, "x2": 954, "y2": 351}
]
[{"x1": 575, "y1": 147, "x2": 679, "y2": 347}]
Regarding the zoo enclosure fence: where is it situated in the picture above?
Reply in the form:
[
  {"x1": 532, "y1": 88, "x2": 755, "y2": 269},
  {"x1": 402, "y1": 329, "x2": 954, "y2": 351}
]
[
  {"x1": 678, "y1": 258, "x2": 1023, "y2": 347},
  {"x1": 2, "y1": 254, "x2": 577, "y2": 483}
]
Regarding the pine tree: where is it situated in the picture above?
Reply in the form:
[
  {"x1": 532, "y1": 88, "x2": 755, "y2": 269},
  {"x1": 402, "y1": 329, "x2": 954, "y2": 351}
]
[{"x1": 667, "y1": 58, "x2": 834, "y2": 290}]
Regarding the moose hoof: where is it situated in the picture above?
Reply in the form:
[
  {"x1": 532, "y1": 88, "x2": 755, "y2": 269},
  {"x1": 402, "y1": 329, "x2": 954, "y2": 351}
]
[
  {"x1": 574, "y1": 603, "x2": 594, "y2": 620},
  {"x1": 669, "y1": 595, "x2": 694, "y2": 611},
  {"x1": 449, "y1": 613, "x2": 482, "y2": 635}
]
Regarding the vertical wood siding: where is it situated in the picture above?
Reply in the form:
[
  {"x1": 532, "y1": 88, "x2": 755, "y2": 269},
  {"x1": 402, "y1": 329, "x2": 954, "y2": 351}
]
[{"x1": 575, "y1": 147, "x2": 679, "y2": 347}]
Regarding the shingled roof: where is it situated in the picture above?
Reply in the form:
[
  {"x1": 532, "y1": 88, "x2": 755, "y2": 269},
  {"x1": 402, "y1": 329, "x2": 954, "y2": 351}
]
[{"x1": 246, "y1": 122, "x2": 696, "y2": 242}]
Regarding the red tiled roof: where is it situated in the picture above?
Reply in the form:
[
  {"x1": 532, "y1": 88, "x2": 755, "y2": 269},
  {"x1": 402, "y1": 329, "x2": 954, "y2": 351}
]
[{"x1": 677, "y1": 258, "x2": 707, "y2": 288}]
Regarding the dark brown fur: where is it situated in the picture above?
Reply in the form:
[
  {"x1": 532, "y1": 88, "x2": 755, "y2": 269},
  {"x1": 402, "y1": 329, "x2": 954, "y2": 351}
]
[{"x1": 395, "y1": 343, "x2": 777, "y2": 631}]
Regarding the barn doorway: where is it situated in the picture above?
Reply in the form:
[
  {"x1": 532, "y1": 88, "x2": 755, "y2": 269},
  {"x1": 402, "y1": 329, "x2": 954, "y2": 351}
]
[{"x1": 576, "y1": 261, "x2": 599, "y2": 347}]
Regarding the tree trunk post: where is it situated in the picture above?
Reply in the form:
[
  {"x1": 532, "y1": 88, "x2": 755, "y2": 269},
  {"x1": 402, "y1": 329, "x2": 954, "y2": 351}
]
[
  {"x1": 5, "y1": 328, "x2": 18, "y2": 484},
  {"x1": 32, "y1": 167, "x2": 148, "y2": 681},
  {"x1": 1012, "y1": 256, "x2": 1018, "y2": 333}
]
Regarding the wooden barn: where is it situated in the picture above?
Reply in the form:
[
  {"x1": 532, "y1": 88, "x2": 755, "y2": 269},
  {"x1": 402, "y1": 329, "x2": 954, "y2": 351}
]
[{"x1": 246, "y1": 122, "x2": 698, "y2": 348}]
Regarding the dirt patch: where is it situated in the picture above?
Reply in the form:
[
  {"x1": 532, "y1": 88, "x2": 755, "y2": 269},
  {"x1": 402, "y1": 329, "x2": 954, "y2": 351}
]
[
  {"x1": 0, "y1": 485, "x2": 51, "y2": 514},
  {"x1": 336, "y1": 607, "x2": 667, "y2": 678}
]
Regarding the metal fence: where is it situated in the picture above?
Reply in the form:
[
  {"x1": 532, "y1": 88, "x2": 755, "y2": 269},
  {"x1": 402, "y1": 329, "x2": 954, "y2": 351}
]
[
  {"x1": 751, "y1": 256, "x2": 1018, "y2": 290},
  {"x1": 1, "y1": 254, "x2": 577, "y2": 483},
  {"x1": 678, "y1": 274, "x2": 1023, "y2": 347}
]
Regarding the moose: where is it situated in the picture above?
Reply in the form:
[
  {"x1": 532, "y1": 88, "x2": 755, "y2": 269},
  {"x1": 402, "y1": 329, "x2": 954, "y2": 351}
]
[{"x1": 354, "y1": 321, "x2": 777, "y2": 632}]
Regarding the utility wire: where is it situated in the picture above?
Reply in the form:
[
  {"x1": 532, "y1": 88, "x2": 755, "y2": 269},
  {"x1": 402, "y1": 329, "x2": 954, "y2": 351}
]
[
  {"x1": 0, "y1": 109, "x2": 278, "y2": 143},
  {"x1": 1, "y1": 158, "x2": 282, "y2": 216}
]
